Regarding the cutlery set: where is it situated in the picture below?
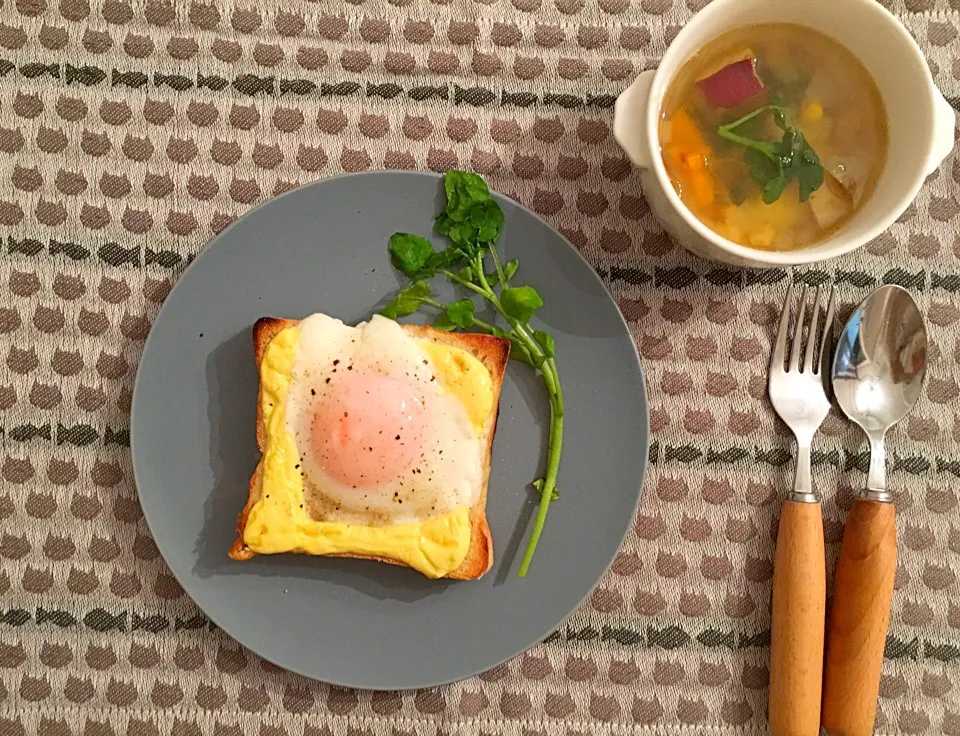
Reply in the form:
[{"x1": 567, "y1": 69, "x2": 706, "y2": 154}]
[{"x1": 767, "y1": 284, "x2": 928, "y2": 736}]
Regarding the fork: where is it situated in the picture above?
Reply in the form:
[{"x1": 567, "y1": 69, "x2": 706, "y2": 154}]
[{"x1": 767, "y1": 283, "x2": 835, "y2": 736}]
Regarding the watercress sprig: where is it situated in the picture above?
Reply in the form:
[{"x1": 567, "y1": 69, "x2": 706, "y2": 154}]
[
  {"x1": 717, "y1": 104, "x2": 824, "y2": 204},
  {"x1": 380, "y1": 171, "x2": 564, "y2": 577}
]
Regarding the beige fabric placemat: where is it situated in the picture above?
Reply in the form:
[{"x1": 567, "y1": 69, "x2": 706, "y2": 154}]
[{"x1": 1, "y1": 0, "x2": 958, "y2": 733}]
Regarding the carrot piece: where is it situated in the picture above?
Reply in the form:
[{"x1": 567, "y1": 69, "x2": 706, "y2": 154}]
[
  {"x1": 669, "y1": 108, "x2": 710, "y2": 154},
  {"x1": 664, "y1": 108, "x2": 715, "y2": 208}
]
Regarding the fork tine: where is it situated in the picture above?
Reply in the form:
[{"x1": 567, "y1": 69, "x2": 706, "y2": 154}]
[
  {"x1": 815, "y1": 285, "x2": 836, "y2": 375},
  {"x1": 772, "y1": 283, "x2": 794, "y2": 372},
  {"x1": 803, "y1": 285, "x2": 823, "y2": 373},
  {"x1": 788, "y1": 284, "x2": 807, "y2": 371}
]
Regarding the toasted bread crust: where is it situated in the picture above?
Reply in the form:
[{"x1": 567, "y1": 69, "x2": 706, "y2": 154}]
[{"x1": 229, "y1": 316, "x2": 509, "y2": 580}]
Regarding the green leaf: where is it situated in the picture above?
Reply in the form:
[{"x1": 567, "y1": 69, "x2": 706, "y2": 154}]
[
  {"x1": 471, "y1": 199, "x2": 505, "y2": 243},
  {"x1": 717, "y1": 104, "x2": 824, "y2": 205},
  {"x1": 501, "y1": 286, "x2": 544, "y2": 323},
  {"x1": 431, "y1": 313, "x2": 457, "y2": 331},
  {"x1": 434, "y1": 213, "x2": 452, "y2": 236},
  {"x1": 443, "y1": 171, "x2": 491, "y2": 223},
  {"x1": 509, "y1": 337, "x2": 536, "y2": 366},
  {"x1": 388, "y1": 233, "x2": 435, "y2": 278},
  {"x1": 458, "y1": 265, "x2": 474, "y2": 282},
  {"x1": 796, "y1": 141, "x2": 824, "y2": 202},
  {"x1": 488, "y1": 257, "x2": 519, "y2": 284},
  {"x1": 743, "y1": 148, "x2": 779, "y2": 188},
  {"x1": 532, "y1": 477, "x2": 559, "y2": 501},
  {"x1": 533, "y1": 330, "x2": 555, "y2": 359},
  {"x1": 435, "y1": 171, "x2": 504, "y2": 253},
  {"x1": 379, "y1": 281, "x2": 431, "y2": 319},
  {"x1": 424, "y1": 246, "x2": 464, "y2": 273},
  {"x1": 777, "y1": 128, "x2": 800, "y2": 160},
  {"x1": 771, "y1": 107, "x2": 788, "y2": 130},
  {"x1": 762, "y1": 170, "x2": 789, "y2": 204},
  {"x1": 443, "y1": 220, "x2": 479, "y2": 251},
  {"x1": 445, "y1": 299, "x2": 476, "y2": 328}
]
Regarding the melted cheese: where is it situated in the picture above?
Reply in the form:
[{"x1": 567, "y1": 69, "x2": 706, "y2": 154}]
[{"x1": 419, "y1": 340, "x2": 493, "y2": 431}]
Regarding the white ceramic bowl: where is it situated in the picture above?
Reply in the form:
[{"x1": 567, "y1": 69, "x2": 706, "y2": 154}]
[{"x1": 613, "y1": 0, "x2": 956, "y2": 268}]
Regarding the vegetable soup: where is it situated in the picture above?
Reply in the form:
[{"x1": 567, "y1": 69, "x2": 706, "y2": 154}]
[{"x1": 659, "y1": 24, "x2": 888, "y2": 251}]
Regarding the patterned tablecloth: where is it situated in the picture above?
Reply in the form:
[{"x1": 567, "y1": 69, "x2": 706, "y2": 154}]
[{"x1": 2, "y1": 0, "x2": 959, "y2": 733}]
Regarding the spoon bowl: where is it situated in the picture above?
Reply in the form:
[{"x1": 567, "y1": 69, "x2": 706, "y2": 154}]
[{"x1": 832, "y1": 284, "x2": 928, "y2": 496}]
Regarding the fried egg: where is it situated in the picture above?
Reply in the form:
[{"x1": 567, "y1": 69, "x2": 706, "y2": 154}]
[{"x1": 283, "y1": 314, "x2": 485, "y2": 526}]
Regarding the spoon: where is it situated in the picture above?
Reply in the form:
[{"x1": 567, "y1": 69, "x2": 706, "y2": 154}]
[{"x1": 821, "y1": 285, "x2": 928, "y2": 736}]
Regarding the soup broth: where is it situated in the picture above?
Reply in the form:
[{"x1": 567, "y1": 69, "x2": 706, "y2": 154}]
[{"x1": 659, "y1": 24, "x2": 888, "y2": 251}]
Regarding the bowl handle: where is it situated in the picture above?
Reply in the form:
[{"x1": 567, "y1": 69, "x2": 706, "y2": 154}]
[
  {"x1": 927, "y1": 91, "x2": 956, "y2": 175},
  {"x1": 614, "y1": 70, "x2": 656, "y2": 169}
]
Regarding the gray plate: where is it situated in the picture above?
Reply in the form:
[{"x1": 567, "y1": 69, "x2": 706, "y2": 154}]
[{"x1": 132, "y1": 171, "x2": 648, "y2": 690}]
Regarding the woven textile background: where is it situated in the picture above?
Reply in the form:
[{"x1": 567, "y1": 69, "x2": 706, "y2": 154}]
[{"x1": 1, "y1": 0, "x2": 959, "y2": 733}]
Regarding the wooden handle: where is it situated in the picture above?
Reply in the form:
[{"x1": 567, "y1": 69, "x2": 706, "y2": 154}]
[
  {"x1": 768, "y1": 501, "x2": 826, "y2": 736},
  {"x1": 822, "y1": 500, "x2": 897, "y2": 736}
]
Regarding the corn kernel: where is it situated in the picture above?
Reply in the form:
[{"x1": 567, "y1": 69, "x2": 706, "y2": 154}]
[{"x1": 801, "y1": 99, "x2": 824, "y2": 123}]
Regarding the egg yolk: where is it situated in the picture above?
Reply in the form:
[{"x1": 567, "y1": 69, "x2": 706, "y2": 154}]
[{"x1": 309, "y1": 371, "x2": 425, "y2": 489}]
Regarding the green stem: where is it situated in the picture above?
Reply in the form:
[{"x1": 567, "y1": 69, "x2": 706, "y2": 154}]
[
  {"x1": 473, "y1": 259, "x2": 549, "y2": 365},
  {"x1": 489, "y1": 246, "x2": 508, "y2": 289},
  {"x1": 471, "y1": 316, "x2": 496, "y2": 332},
  {"x1": 514, "y1": 322, "x2": 549, "y2": 366},
  {"x1": 439, "y1": 269, "x2": 489, "y2": 298},
  {"x1": 545, "y1": 358, "x2": 564, "y2": 417},
  {"x1": 472, "y1": 257, "x2": 495, "y2": 294},
  {"x1": 719, "y1": 104, "x2": 789, "y2": 133},
  {"x1": 716, "y1": 129, "x2": 777, "y2": 159},
  {"x1": 716, "y1": 104, "x2": 789, "y2": 162},
  {"x1": 518, "y1": 360, "x2": 564, "y2": 577}
]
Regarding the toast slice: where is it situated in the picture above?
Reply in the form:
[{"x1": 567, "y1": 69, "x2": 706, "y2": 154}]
[{"x1": 229, "y1": 316, "x2": 510, "y2": 580}]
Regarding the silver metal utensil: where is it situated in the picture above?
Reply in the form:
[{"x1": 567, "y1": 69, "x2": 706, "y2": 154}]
[
  {"x1": 822, "y1": 285, "x2": 928, "y2": 736},
  {"x1": 767, "y1": 283, "x2": 835, "y2": 736}
]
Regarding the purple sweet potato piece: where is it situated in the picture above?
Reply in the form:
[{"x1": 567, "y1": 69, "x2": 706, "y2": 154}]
[{"x1": 697, "y1": 57, "x2": 765, "y2": 109}]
